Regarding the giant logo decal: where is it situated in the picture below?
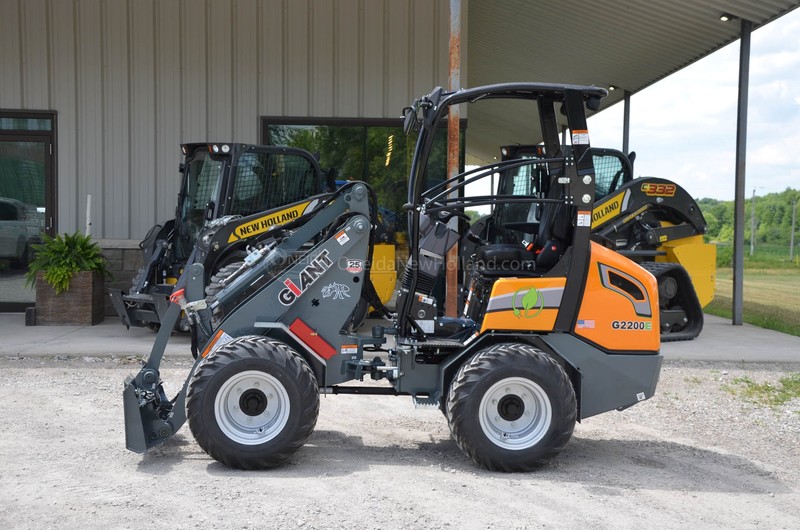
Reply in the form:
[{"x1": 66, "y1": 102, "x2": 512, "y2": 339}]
[{"x1": 278, "y1": 250, "x2": 333, "y2": 305}]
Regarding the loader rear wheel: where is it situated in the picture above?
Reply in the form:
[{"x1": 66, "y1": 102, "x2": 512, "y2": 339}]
[
  {"x1": 187, "y1": 336, "x2": 319, "y2": 469},
  {"x1": 447, "y1": 342, "x2": 576, "y2": 471}
]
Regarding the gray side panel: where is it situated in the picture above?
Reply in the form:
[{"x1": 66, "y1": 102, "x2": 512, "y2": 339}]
[{"x1": 541, "y1": 334, "x2": 662, "y2": 419}]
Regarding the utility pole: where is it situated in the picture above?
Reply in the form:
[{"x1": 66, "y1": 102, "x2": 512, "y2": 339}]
[
  {"x1": 750, "y1": 188, "x2": 756, "y2": 256},
  {"x1": 791, "y1": 198, "x2": 798, "y2": 261}
]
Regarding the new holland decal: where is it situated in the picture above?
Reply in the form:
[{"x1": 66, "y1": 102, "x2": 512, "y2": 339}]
[
  {"x1": 228, "y1": 201, "x2": 312, "y2": 243},
  {"x1": 591, "y1": 191, "x2": 625, "y2": 229},
  {"x1": 278, "y1": 250, "x2": 333, "y2": 305}
]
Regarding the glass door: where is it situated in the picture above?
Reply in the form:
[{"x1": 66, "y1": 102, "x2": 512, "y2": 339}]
[{"x1": 0, "y1": 113, "x2": 55, "y2": 311}]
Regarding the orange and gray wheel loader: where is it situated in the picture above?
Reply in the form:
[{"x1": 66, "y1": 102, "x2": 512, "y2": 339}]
[
  {"x1": 124, "y1": 82, "x2": 662, "y2": 472},
  {"x1": 474, "y1": 144, "x2": 715, "y2": 341}
]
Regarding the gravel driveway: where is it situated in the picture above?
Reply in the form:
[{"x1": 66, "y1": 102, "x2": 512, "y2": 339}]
[{"x1": 0, "y1": 356, "x2": 798, "y2": 529}]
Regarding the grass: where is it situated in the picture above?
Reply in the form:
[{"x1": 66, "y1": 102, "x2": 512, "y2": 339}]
[
  {"x1": 724, "y1": 374, "x2": 800, "y2": 407},
  {"x1": 706, "y1": 266, "x2": 800, "y2": 337}
]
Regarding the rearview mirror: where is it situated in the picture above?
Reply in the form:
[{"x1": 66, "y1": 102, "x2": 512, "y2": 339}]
[{"x1": 402, "y1": 104, "x2": 421, "y2": 135}]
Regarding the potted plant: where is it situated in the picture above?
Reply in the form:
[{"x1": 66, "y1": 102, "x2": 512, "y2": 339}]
[{"x1": 25, "y1": 232, "x2": 112, "y2": 325}]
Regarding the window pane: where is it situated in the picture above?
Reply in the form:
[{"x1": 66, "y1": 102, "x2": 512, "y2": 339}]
[
  {"x1": 266, "y1": 121, "x2": 454, "y2": 238},
  {"x1": 0, "y1": 117, "x2": 52, "y2": 131}
]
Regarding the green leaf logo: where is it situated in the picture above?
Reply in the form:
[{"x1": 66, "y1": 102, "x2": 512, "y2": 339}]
[{"x1": 512, "y1": 286, "x2": 545, "y2": 319}]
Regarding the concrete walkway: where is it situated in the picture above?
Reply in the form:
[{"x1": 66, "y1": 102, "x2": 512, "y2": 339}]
[{"x1": 0, "y1": 312, "x2": 798, "y2": 363}]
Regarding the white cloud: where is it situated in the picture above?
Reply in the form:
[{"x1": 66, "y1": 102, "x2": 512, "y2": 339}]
[{"x1": 588, "y1": 8, "x2": 800, "y2": 201}]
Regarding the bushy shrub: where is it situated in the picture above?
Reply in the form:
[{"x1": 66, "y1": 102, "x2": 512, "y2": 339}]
[{"x1": 25, "y1": 232, "x2": 111, "y2": 294}]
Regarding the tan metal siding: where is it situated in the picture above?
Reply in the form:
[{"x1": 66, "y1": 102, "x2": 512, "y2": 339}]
[
  {"x1": 21, "y1": 0, "x2": 50, "y2": 109},
  {"x1": 156, "y1": 0, "x2": 182, "y2": 226},
  {"x1": 234, "y1": 0, "x2": 259, "y2": 141},
  {"x1": 259, "y1": 0, "x2": 284, "y2": 116},
  {"x1": 103, "y1": 0, "x2": 130, "y2": 238},
  {"x1": 285, "y1": 1, "x2": 310, "y2": 116},
  {"x1": 2, "y1": 0, "x2": 450, "y2": 238},
  {"x1": 335, "y1": 0, "x2": 360, "y2": 116},
  {"x1": 361, "y1": 0, "x2": 385, "y2": 116},
  {"x1": 48, "y1": 0, "x2": 78, "y2": 231},
  {"x1": 310, "y1": 1, "x2": 335, "y2": 117},
  {"x1": 0, "y1": 1, "x2": 23, "y2": 107},
  {"x1": 129, "y1": 0, "x2": 157, "y2": 238},
  {"x1": 76, "y1": 0, "x2": 103, "y2": 237},
  {"x1": 208, "y1": 0, "x2": 233, "y2": 140}
]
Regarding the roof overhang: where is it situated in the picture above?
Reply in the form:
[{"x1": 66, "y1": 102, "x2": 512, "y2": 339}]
[{"x1": 463, "y1": 0, "x2": 800, "y2": 164}]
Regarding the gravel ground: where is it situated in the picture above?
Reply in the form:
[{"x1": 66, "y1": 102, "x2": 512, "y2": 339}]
[{"x1": 0, "y1": 356, "x2": 798, "y2": 529}]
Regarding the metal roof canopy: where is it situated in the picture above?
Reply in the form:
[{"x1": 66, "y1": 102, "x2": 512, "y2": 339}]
[
  {"x1": 464, "y1": 0, "x2": 799, "y2": 164},
  {"x1": 461, "y1": 0, "x2": 800, "y2": 327}
]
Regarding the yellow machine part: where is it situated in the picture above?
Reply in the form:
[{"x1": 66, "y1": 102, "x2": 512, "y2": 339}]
[
  {"x1": 370, "y1": 243, "x2": 397, "y2": 305},
  {"x1": 655, "y1": 234, "x2": 716, "y2": 308}
]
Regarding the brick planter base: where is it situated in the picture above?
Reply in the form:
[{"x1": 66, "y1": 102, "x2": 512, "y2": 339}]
[{"x1": 35, "y1": 271, "x2": 105, "y2": 326}]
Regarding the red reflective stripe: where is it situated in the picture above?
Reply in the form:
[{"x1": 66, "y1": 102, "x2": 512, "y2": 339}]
[{"x1": 289, "y1": 318, "x2": 336, "y2": 360}]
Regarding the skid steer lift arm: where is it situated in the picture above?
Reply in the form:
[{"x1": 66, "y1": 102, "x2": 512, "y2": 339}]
[{"x1": 124, "y1": 182, "x2": 383, "y2": 453}]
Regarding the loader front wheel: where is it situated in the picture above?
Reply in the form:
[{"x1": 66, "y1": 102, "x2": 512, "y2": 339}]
[
  {"x1": 447, "y1": 342, "x2": 576, "y2": 471},
  {"x1": 187, "y1": 336, "x2": 319, "y2": 469}
]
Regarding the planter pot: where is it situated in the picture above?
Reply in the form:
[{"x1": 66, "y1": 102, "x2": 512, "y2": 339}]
[{"x1": 34, "y1": 270, "x2": 105, "y2": 325}]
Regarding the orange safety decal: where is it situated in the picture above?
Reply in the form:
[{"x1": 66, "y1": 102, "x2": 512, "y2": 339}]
[
  {"x1": 201, "y1": 329, "x2": 234, "y2": 358},
  {"x1": 571, "y1": 129, "x2": 590, "y2": 145},
  {"x1": 289, "y1": 318, "x2": 337, "y2": 360}
]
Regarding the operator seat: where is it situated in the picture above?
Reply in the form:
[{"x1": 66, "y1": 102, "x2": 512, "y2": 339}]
[{"x1": 533, "y1": 197, "x2": 570, "y2": 271}]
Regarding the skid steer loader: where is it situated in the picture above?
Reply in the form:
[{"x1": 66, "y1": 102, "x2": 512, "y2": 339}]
[
  {"x1": 123, "y1": 82, "x2": 662, "y2": 472},
  {"x1": 472, "y1": 144, "x2": 715, "y2": 341},
  {"x1": 109, "y1": 142, "x2": 396, "y2": 330}
]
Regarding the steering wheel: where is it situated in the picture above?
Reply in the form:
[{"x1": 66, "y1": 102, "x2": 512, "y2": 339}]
[{"x1": 429, "y1": 201, "x2": 471, "y2": 223}]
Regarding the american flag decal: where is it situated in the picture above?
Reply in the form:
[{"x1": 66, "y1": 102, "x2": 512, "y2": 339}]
[{"x1": 577, "y1": 319, "x2": 595, "y2": 329}]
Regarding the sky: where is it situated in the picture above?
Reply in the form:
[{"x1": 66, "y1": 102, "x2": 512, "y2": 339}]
[{"x1": 586, "y1": 8, "x2": 800, "y2": 201}]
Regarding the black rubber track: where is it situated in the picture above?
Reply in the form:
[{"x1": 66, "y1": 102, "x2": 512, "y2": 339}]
[
  {"x1": 447, "y1": 342, "x2": 576, "y2": 472},
  {"x1": 640, "y1": 261, "x2": 704, "y2": 342},
  {"x1": 187, "y1": 335, "x2": 319, "y2": 469}
]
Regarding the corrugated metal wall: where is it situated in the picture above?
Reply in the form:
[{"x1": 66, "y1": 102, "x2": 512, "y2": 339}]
[{"x1": 0, "y1": 0, "x2": 451, "y2": 239}]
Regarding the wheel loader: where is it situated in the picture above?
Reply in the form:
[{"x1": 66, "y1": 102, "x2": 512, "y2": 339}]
[
  {"x1": 123, "y1": 82, "x2": 662, "y2": 472},
  {"x1": 470, "y1": 144, "x2": 715, "y2": 341},
  {"x1": 109, "y1": 142, "x2": 396, "y2": 330}
]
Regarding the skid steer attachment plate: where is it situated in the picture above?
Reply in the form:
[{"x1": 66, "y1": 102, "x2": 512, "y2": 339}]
[
  {"x1": 123, "y1": 378, "x2": 188, "y2": 454},
  {"x1": 123, "y1": 267, "x2": 205, "y2": 452}
]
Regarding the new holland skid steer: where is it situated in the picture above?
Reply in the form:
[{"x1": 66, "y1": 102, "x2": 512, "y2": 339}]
[
  {"x1": 473, "y1": 144, "x2": 715, "y2": 341},
  {"x1": 124, "y1": 83, "x2": 663, "y2": 472},
  {"x1": 109, "y1": 142, "x2": 396, "y2": 330}
]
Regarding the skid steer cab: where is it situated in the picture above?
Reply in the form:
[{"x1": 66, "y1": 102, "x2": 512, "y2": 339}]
[
  {"x1": 124, "y1": 83, "x2": 662, "y2": 472},
  {"x1": 109, "y1": 142, "x2": 396, "y2": 331}
]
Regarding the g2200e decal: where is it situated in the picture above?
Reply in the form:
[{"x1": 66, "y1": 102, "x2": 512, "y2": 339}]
[
  {"x1": 611, "y1": 320, "x2": 652, "y2": 331},
  {"x1": 278, "y1": 250, "x2": 333, "y2": 305}
]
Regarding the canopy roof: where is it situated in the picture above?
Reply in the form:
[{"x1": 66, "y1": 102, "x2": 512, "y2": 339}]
[{"x1": 464, "y1": 0, "x2": 800, "y2": 163}]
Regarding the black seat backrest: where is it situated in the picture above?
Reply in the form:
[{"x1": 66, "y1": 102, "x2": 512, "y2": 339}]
[{"x1": 535, "y1": 189, "x2": 571, "y2": 270}]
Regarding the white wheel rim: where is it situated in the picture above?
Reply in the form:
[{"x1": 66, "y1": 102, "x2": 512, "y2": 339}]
[
  {"x1": 214, "y1": 370, "x2": 290, "y2": 445},
  {"x1": 478, "y1": 377, "x2": 552, "y2": 450}
]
